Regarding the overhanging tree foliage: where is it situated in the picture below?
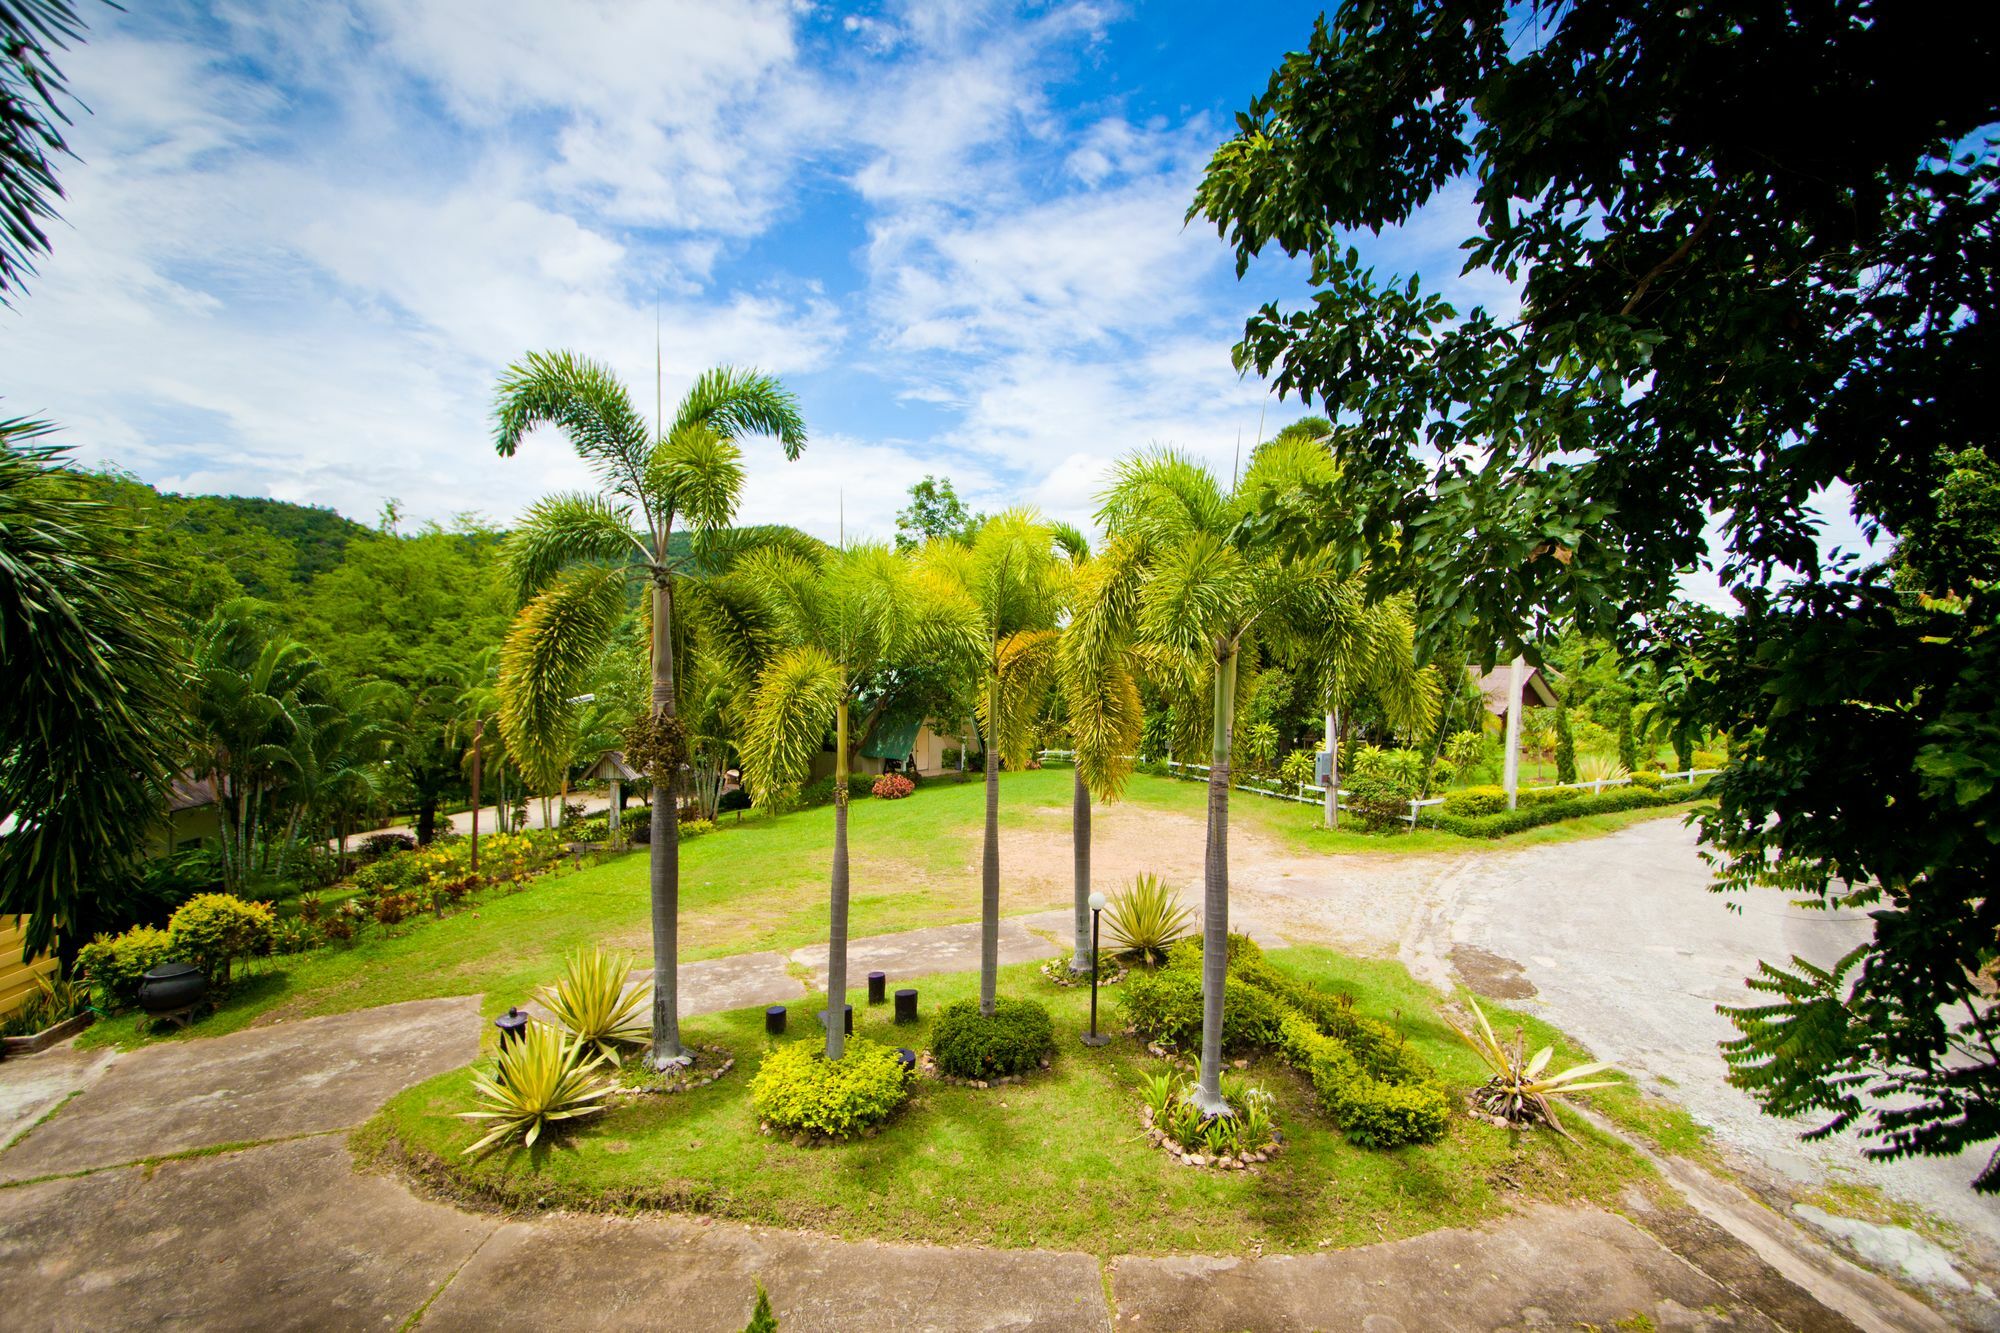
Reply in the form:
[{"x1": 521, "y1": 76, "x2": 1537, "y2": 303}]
[
  {"x1": 0, "y1": 426, "x2": 189, "y2": 959},
  {"x1": 1194, "y1": 2, "x2": 2000, "y2": 1183}
]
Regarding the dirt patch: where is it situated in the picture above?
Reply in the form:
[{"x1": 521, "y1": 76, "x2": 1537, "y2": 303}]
[
  {"x1": 1451, "y1": 944, "x2": 1538, "y2": 999},
  {"x1": 1001, "y1": 798, "x2": 1459, "y2": 957}
]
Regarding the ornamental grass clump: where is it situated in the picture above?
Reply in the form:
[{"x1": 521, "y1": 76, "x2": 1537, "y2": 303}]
[
  {"x1": 536, "y1": 946, "x2": 652, "y2": 1061},
  {"x1": 930, "y1": 997, "x2": 1055, "y2": 1080},
  {"x1": 460, "y1": 1021, "x2": 616, "y2": 1154},
  {"x1": 1448, "y1": 997, "x2": 1617, "y2": 1138},
  {"x1": 1102, "y1": 872, "x2": 1195, "y2": 964},
  {"x1": 750, "y1": 1038, "x2": 912, "y2": 1140}
]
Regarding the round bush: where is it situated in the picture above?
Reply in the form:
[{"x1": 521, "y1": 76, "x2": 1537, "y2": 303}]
[
  {"x1": 871, "y1": 773, "x2": 914, "y2": 800},
  {"x1": 167, "y1": 893, "x2": 276, "y2": 984},
  {"x1": 1117, "y1": 970, "x2": 1285, "y2": 1054},
  {"x1": 930, "y1": 997, "x2": 1056, "y2": 1079},
  {"x1": 751, "y1": 1038, "x2": 912, "y2": 1139}
]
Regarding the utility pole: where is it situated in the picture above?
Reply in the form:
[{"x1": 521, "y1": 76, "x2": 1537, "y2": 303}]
[{"x1": 1502, "y1": 656, "x2": 1525, "y2": 810}]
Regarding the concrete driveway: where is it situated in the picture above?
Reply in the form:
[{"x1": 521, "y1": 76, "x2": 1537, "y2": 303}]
[{"x1": 1401, "y1": 816, "x2": 2000, "y2": 1305}]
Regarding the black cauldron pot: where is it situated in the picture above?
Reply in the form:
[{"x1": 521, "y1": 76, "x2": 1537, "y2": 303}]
[{"x1": 138, "y1": 962, "x2": 207, "y2": 1015}]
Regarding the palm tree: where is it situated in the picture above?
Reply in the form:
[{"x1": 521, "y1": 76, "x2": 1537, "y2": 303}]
[
  {"x1": 923, "y1": 512, "x2": 1062, "y2": 1015},
  {"x1": 1096, "y1": 442, "x2": 1346, "y2": 1114},
  {"x1": 493, "y1": 351, "x2": 805, "y2": 1069},
  {"x1": 737, "y1": 544, "x2": 958, "y2": 1058},
  {"x1": 1051, "y1": 525, "x2": 1143, "y2": 972},
  {"x1": 0, "y1": 424, "x2": 188, "y2": 962},
  {"x1": 1305, "y1": 590, "x2": 1439, "y2": 827}
]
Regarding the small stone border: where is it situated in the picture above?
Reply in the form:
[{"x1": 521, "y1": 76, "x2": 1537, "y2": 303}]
[
  {"x1": 617, "y1": 1043, "x2": 735, "y2": 1096},
  {"x1": 1139, "y1": 1104, "x2": 1283, "y2": 1171},
  {"x1": 0, "y1": 1009, "x2": 93, "y2": 1056},
  {"x1": 917, "y1": 1050, "x2": 1053, "y2": 1088},
  {"x1": 1038, "y1": 955, "x2": 1129, "y2": 989}
]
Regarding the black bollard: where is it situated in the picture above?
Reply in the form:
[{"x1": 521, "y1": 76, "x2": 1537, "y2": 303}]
[
  {"x1": 765, "y1": 1005, "x2": 787, "y2": 1036},
  {"x1": 867, "y1": 971, "x2": 887, "y2": 1004},
  {"x1": 816, "y1": 1004, "x2": 854, "y2": 1035},
  {"x1": 894, "y1": 987, "x2": 918, "y2": 1024}
]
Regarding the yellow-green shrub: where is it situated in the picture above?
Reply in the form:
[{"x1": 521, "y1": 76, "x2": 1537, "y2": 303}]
[
  {"x1": 167, "y1": 894, "x2": 275, "y2": 984},
  {"x1": 751, "y1": 1038, "x2": 911, "y2": 1139},
  {"x1": 76, "y1": 925, "x2": 177, "y2": 1008}
]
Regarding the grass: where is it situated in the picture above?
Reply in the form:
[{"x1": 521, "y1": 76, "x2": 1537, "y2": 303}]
[
  {"x1": 81, "y1": 767, "x2": 1705, "y2": 1052},
  {"x1": 362, "y1": 948, "x2": 1686, "y2": 1257}
]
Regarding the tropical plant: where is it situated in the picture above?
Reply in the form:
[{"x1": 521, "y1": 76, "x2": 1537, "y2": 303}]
[
  {"x1": 737, "y1": 543, "x2": 957, "y2": 1059},
  {"x1": 1102, "y1": 872, "x2": 1195, "y2": 964},
  {"x1": 870, "y1": 773, "x2": 913, "y2": 800},
  {"x1": 1298, "y1": 587, "x2": 1439, "y2": 828},
  {"x1": 0, "y1": 971, "x2": 89, "y2": 1037},
  {"x1": 1, "y1": 0, "x2": 89, "y2": 302},
  {"x1": 1447, "y1": 998, "x2": 1617, "y2": 1138},
  {"x1": 536, "y1": 946, "x2": 652, "y2": 1061},
  {"x1": 0, "y1": 428, "x2": 190, "y2": 961},
  {"x1": 1093, "y1": 443, "x2": 1355, "y2": 1113},
  {"x1": 923, "y1": 512, "x2": 1062, "y2": 1016},
  {"x1": 492, "y1": 350, "x2": 806, "y2": 1068},
  {"x1": 460, "y1": 1021, "x2": 616, "y2": 1154},
  {"x1": 1575, "y1": 752, "x2": 1630, "y2": 786},
  {"x1": 1553, "y1": 696, "x2": 1577, "y2": 785},
  {"x1": 1051, "y1": 523, "x2": 1144, "y2": 971}
]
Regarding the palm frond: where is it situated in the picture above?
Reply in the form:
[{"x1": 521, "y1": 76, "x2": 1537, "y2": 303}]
[
  {"x1": 497, "y1": 565, "x2": 627, "y2": 792},
  {"x1": 501, "y1": 492, "x2": 646, "y2": 600},
  {"x1": 1096, "y1": 448, "x2": 1227, "y2": 550},
  {"x1": 493, "y1": 350, "x2": 652, "y2": 502},
  {"x1": 1135, "y1": 530, "x2": 1253, "y2": 656},
  {"x1": 739, "y1": 644, "x2": 844, "y2": 803},
  {"x1": 649, "y1": 422, "x2": 745, "y2": 535},
  {"x1": 981, "y1": 628, "x2": 1060, "y2": 769},
  {"x1": 671, "y1": 367, "x2": 808, "y2": 459}
]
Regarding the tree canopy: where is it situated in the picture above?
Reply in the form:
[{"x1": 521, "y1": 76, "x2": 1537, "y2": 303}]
[{"x1": 1194, "y1": 0, "x2": 2000, "y2": 1184}]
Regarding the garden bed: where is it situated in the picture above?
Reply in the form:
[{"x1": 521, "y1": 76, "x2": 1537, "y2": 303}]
[{"x1": 361, "y1": 950, "x2": 1698, "y2": 1256}]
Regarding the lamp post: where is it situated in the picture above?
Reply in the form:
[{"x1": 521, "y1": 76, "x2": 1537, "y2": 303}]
[
  {"x1": 469, "y1": 718, "x2": 483, "y2": 873},
  {"x1": 1082, "y1": 890, "x2": 1110, "y2": 1047}
]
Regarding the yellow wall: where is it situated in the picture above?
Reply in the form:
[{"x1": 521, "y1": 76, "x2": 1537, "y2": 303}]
[{"x1": 0, "y1": 916, "x2": 57, "y2": 1018}]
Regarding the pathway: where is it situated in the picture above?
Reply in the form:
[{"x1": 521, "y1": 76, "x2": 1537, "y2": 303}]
[{"x1": 0, "y1": 920, "x2": 1950, "y2": 1330}]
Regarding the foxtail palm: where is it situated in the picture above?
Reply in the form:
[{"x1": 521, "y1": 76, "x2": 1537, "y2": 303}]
[
  {"x1": 1051, "y1": 525, "x2": 1143, "y2": 971},
  {"x1": 1305, "y1": 590, "x2": 1439, "y2": 827},
  {"x1": 1098, "y1": 441, "x2": 1345, "y2": 1113},
  {"x1": 493, "y1": 352, "x2": 805, "y2": 1068},
  {"x1": 924, "y1": 512, "x2": 1062, "y2": 1015},
  {"x1": 738, "y1": 544, "x2": 957, "y2": 1057}
]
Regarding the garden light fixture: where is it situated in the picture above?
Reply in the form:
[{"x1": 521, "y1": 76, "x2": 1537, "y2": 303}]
[{"x1": 1082, "y1": 891, "x2": 1110, "y2": 1047}]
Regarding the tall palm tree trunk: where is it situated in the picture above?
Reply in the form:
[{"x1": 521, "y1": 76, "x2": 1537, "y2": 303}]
[
  {"x1": 827, "y1": 697, "x2": 851, "y2": 1059},
  {"x1": 979, "y1": 667, "x2": 1001, "y2": 1016},
  {"x1": 649, "y1": 574, "x2": 688, "y2": 1068},
  {"x1": 1071, "y1": 766, "x2": 1092, "y2": 970},
  {"x1": 1322, "y1": 704, "x2": 1339, "y2": 828},
  {"x1": 1195, "y1": 646, "x2": 1239, "y2": 1116}
]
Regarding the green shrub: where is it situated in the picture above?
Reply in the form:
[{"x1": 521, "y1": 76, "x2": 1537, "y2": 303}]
[
  {"x1": 751, "y1": 1037, "x2": 912, "y2": 1138},
  {"x1": 1161, "y1": 931, "x2": 1262, "y2": 973},
  {"x1": 717, "y1": 788, "x2": 752, "y2": 813},
  {"x1": 76, "y1": 926, "x2": 177, "y2": 1009},
  {"x1": 1424, "y1": 780, "x2": 1708, "y2": 838},
  {"x1": 1116, "y1": 968, "x2": 1286, "y2": 1055},
  {"x1": 271, "y1": 917, "x2": 323, "y2": 955},
  {"x1": 1628, "y1": 770, "x2": 1662, "y2": 789},
  {"x1": 796, "y1": 775, "x2": 875, "y2": 808},
  {"x1": 931, "y1": 997, "x2": 1056, "y2": 1078},
  {"x1": 1278, "y1": 748, "x2": 1320, "y2": 788},
  {"x1": 168, "y1": 893, "x2": 276, "y2": 984},
  {"x1": 1441, "y1": 784, "x2": 1509, "y2": 816},
  {"x1": 1276, "y1": 1012, "x2": 1450, "y2": 1148},
  {"x1": 353, "y1": 852, "x2": 420, "y2": 894}
]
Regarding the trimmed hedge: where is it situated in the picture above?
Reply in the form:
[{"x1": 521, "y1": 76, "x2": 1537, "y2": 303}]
[
  {"x1": 931, "y1": 997, "x2": 1056, "y2": 1078},
  {"x1": 1427, "y1": 780, "x2": 1708, "y2": 838},
  {"x1": 1117, "y1": 935, "x2": 1450, "y2": 1149},
  {"x1": 751, "y1": 1037, "x2": 913, "y2": 1139}
]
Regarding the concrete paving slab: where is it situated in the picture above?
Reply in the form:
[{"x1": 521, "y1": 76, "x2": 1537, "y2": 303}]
[
  {"x1": 791, "y1": 911, "x2": 1069, "y2": 990},
  {"x1": 0, "y1": 1135, "x2": 494, "y2": 1330},
  {"x1": 0, "y1": 1040, "x2": 117, "y2": 1150},
  {"x1": 0, "y1": 996, "x2": 480, "y2": 1182},
  {"x1": 421, "y1": 1212, "x2": 1109, "y2": 1332},
  {"x1": 1111, "y1": 1203, "x2": 1788, "y2": 1332}
]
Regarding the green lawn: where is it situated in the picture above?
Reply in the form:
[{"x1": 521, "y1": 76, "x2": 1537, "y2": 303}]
[
  {"x1": 81, "y1": 768, "x2": 1704, "y2": 1051},
  {"x1": 363, "y1": 948, "x2": 1694, "y2": 1255}
]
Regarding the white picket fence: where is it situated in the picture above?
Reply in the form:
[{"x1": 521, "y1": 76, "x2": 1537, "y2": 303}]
[{"x1": 1039, "y1": 749, "x2": 1717, "y2": 830}]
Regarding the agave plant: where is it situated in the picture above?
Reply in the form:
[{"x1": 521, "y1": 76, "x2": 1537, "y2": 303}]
[
  {"x1": 536, "y1": 946, "x2": 653, "y2": 1060},
  {"x1": 1448, "y1": 997, "x2": 1617, "y2": 1137},
  {"x1": 1103, "y1": 872, "x2": 1196, "y2": 965},
  {"x1": 460, "y1": 1021, "x2": 616, "y2": 1155}
]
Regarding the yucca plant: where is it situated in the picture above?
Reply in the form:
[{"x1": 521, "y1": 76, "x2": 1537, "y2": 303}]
[
  {"x1": 536, "y1": 946, "x2": 652, "y2": 1060},
  {"x1": 1448, "y1": 997, "x2": 1617, "y2": 1137},
  {"x1": 460, "y1": 1021, "x2": 616, "y2": 1155},
  {"x1": 1103, "y1": 872, "x2": 1196, "y2": 964}
]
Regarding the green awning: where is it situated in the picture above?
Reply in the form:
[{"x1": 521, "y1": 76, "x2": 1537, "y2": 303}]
[{"x1": 859, "y1": 710, "x2": 924, "y2": 760}]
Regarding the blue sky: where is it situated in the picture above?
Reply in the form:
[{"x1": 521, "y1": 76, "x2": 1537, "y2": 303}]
[{"x1": 0, "y1": 0, "x2": 1866, "y2": 596}]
